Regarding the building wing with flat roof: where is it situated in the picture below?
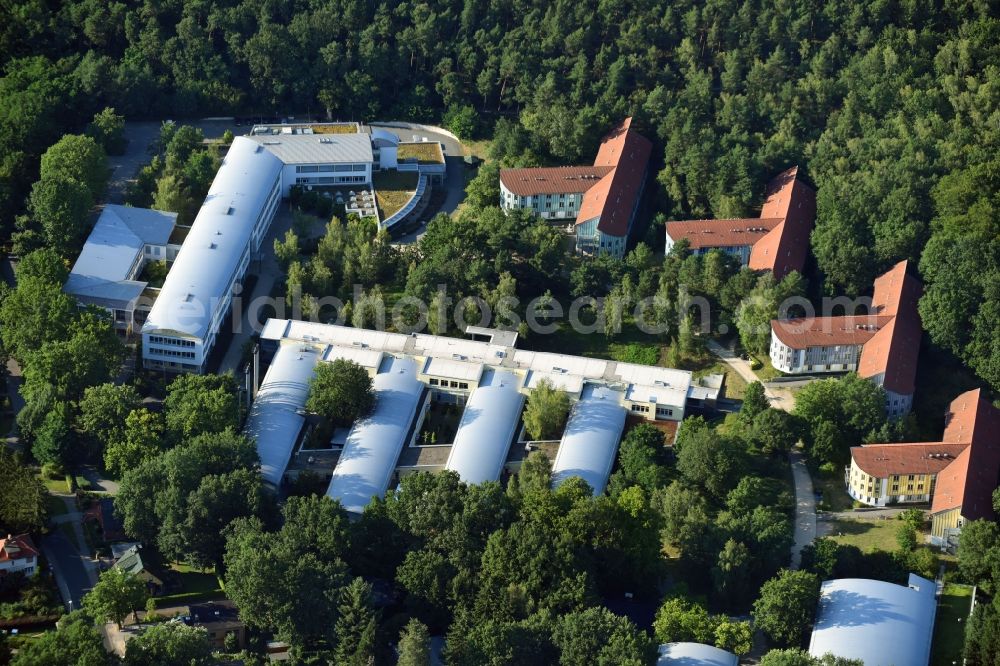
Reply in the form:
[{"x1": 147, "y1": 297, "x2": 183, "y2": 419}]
[
  {"x1": 552, "y1": 385, "x2": 627, "y2": 495},
  {"x1": 808, "y1": 574, "x2": 936, "y2": 666},
  {"x1": 445, "y1": 369, "x2": 525, "y2": 484},
  {"x1": 326, "y1": 356, "x2": 424, "y2": 513},
  {"x1": 247, "y1": 133, "x2": 374, "y2": 164}
]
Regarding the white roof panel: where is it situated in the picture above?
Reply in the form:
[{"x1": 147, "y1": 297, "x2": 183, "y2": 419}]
[
  {"x1": 422, "y1": 357, "x2": 483, "y2": 382},
  {"x1": 551, "y1": 385, "x2": 626, "y2": 495},
  {"x1": 250, "y1": 133, "x2": 373, "y2": 164},
  {"x1": 445, "y1": 369, "x2": 524, "y2": 484},
  {"x1": 326, "y1": 356, "x2": 424, "y2": 513},
  {"x1": 657, "y1": 642, "x2": 738, "y2": 666},
  {"x1": 65, "y1": 205, "x2": 177, "y2": 307},
  {"x1": 142, "y1": 137, "x2": 283, "y2": 339},
  {"x1": 244, "y1": 343, "x2": 321, "y2": 487},
  {"x1": 808, "y1": 573, "x2": 936, "y2": 666}
]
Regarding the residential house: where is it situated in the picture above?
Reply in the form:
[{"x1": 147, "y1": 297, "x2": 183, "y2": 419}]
[
  {"x1": 185, "y1": 601, "x2": 246, "y2": 650},
  {"x1": 500, "y1": 118, "x2": 652, "y2": 258},
  {"x1": 846, "y1": 389, "x2": 1000, "y2": 536},
  {"x1": 113, "y1": 545, "x2": 164, "y2": 594},
  {"x1": 770, "y1": 260, "x2": 922, "y2": 418},
  {"x1": 664, "y1": 167, "x2": 816, "y2": 279},
  {"x1": 0, "y1": 534, "x2": 39, "y2": 577}
]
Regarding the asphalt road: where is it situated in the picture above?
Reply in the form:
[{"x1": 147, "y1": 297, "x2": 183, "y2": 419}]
[{"x1": 41, "y1": 529, "x2": 93, "y2": 611}]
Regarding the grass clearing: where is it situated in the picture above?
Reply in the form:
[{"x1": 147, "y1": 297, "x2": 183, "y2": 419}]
[
  {"x1": 811, "y1": 468, "x2": 855, "y2": 512},
  {"x1": 752, "y1": 355, "x2": 784, "y2": 381},
  {"x1": 373, "y1": 170, "x2": 419, "y2": 219},
  {"x1": 824, "y1": 517, "x2": 901, "y2": 552},
  {"x1": 397, "y1": 142, "x2": 444, "y2": 164},
  {"x1": 44, "y1": 494, "x2": 69, "y2": 517},
  {"x1": 154, "y1": 563, "x2": 226, "y2": 608},
  {"x1": 39, "y1": 474, "x2": 71, "y2": 494},
  {"x1": 931, "y1": 583, "x2": 973, "y2": 665}
]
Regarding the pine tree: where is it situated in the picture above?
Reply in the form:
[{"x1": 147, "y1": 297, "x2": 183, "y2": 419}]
[
  {"x1": 397, "y1": 618, "x2": 431, "y2": 666},
  {"x1": 334, "y1": 578, "x2": 378, "y2": 666}
]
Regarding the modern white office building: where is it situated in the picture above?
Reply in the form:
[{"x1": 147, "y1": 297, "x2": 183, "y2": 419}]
[
  {"x1": 142, "y1": 124, "x2": 449, "y2": 372},
  {"x1": 141, "y1": 137, "x2": 283, "y2": 372},
  {"x1": 244, "y1": 319, "x2": 711, "y2": 509}
]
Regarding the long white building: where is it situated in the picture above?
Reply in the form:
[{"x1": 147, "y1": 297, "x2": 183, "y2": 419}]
[
  {"x1": 141, "y1": 138, "x2": 283, "y2": 372},
  {"x1": 142, "y1": 124, "x2": 448, "y2": 371},
  {"x1": 244, "y1": 320, "x2": 715, "y2": 511}
]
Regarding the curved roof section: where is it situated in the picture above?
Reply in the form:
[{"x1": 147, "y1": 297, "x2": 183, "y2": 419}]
[
  {"x1": 808, "y1": 573, "x2": 936, "y2": 666},
  {"x1": 142, "y1": 137, "x2": 283, "y2": 339},
  {"x1": 370, "y1": 128, "x2": 399, "y2": 147},
  {"x1": 656, "y1": 642, "x2": 737, "y2": 666},
  {"x1": 552, "y1": 385, "x2": 626, "y2": 495},
  {"x1": 326, "y1": 356, "x2": 424, "y2": 513},
  {"x1": 445, "y1": 369, "x2": 524, "y2": 484},
  {"x1": 245, "y1": 343, "x2": 321, "y2": 487}
]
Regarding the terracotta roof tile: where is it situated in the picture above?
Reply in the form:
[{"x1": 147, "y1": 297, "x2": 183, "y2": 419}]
[
  {"x1": 665, "y1": 218, "x2": 782, "y2": 249},
  {"x1": 748, "y1": 168, "x2": 816, "y2": 279},
  {"x1": 931, "y1": 390, "x2": 1000, "y2": 518},
  {"x1": 855, "y1": 261, "x2": 922, "y2": 395},
  {"x1": 850, "y1": 389, "x2": 1000, "y2": 521},
  {"x1": 851, "y1": 442, "x2": 970, "y2": 478},
  {"x1": 771, "y1": 315, "x2": 893, "y2": 348},
  {"x1": 576, "y1": 117, "x2": 653, "y2": 237},
  {"x1": 664, "y1": 167, "x2": 815, "y2": 278},
  {"x1": 0, "y1": 533, "x2": 39, "y2": 563},
  {"x1": 499, "y1": 166, "x2": 613, "y2": 196}
]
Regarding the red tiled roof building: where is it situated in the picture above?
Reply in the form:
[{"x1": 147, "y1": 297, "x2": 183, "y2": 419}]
[
  {"x1": 769, "y1": 260, "x2": 922, "y2": 418},
  {"x1": 846, "y1": 389, "x2": 1000, "y2": 547},
  {"x1": 664, "y1": 167, "x2": 816, "y2": 279},
  {"x1": 499, "y1": 118, "x2": 652, "y2": 258}
]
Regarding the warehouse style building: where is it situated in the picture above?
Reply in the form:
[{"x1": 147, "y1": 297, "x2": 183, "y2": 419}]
[
  {"x1": 246, "y1": 319, "x2": 710, "y2": 511},
  {"x1": 770, "y1": 260, "x2": 922, "y2": 418},
  {"x1": 499, "y1": 117, "x2": 652, "y2": 258},
  {"x1": 664, "y1": 167, "x2": 816, "y2": 279},
  {"x1": 846, "y1": 388, "x2": 1000, "y2": 546}
]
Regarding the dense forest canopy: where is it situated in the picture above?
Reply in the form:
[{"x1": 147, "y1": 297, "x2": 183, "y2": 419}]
[{"x1": 1, "y1": 0, "x2": 997, "y2": 389}]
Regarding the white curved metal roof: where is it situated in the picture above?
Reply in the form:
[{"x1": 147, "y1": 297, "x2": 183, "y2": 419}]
[
  {"x1": 445, "y1": 369, "x2": 524, "y2": 484},
  {"x1": 370, "y1": 128, "x2": 400, "y2": 147},
  {"x1": 809, "y1": 573, "x2": 936, "y2": 666},
  {"x1": 326, "y1": 356, "x2": 424, "y2": 513},
  {"x1": 657, "y1": 643, "x2": 737, "y2": 666},
  {"x1": 244, "y1": 343, "x2": 321, "y2": 487},
  {"x1": 142, "y1": 137, "x2": 283, "y2": 339},
  {"x1": 551, "y1": 384, "x2": 626, "y2": 495}
]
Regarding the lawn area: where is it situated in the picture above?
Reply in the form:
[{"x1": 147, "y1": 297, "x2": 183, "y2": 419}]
[
  {"x1": 824, "y1": 517, "x2": 901, "y2": 552},
  {"x1": 752, "y1": 354, "x2": 783, "y2": 381},
  {"x1": 811, "y1": 468, "x2": 855, "y2": 512},
  {"x1": 397, "y1": 141, "x2": 444, "y2": 163},
  {"x1": 691, "y1": 359, "x2": 749, "y2": 399},
  {"x1": 38, "y1": 473, "x2": 71, "y2": 494},
  {"x1": 154, "y1": 563, "x2": 225, "y2": 608},
  {"x1": 44, "y1": 494, "x2": 69, "y2": 518},
  {"x1": 931, "y1": 583, "x2": 973, "y2": 665},
  {"x1": 372, "y1": 170, "x2": 418, "y2": 219}
]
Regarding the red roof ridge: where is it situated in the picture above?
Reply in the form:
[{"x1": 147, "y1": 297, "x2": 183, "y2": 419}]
[{"x1": 0, "y1": 533, "x2": 39, "y2": 562}]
